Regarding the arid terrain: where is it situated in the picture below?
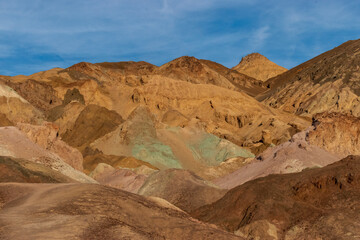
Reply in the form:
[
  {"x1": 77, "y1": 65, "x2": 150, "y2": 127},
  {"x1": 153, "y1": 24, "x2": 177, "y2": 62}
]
[{"x1": 1, "y1": 39, "x2": 360, "y2": 239}]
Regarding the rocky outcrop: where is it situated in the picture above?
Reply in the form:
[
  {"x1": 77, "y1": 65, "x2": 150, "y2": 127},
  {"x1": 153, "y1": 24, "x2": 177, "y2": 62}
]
[{"x1": 62, "y1": 88, "x2": 85, "y2": 105}]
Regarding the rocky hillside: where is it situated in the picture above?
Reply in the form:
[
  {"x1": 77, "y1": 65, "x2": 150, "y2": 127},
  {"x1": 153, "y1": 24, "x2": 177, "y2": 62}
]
[{"x1": 259, "y1": 39, "x2": 360, "y2": 117}]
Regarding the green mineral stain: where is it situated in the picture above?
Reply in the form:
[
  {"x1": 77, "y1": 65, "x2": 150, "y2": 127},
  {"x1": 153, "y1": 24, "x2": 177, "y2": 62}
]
[
  {"x1": 188, "y1": 134, "x2": 254, "y2": 166},
  {"x1": 132, "y1": 140, "x2": 182, "y2": 169}
]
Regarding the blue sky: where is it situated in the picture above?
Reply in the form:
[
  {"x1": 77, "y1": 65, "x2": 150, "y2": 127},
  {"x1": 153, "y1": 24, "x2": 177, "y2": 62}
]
[{"x1": 0, "y1": 0, "x2": 359, "y2": 76}]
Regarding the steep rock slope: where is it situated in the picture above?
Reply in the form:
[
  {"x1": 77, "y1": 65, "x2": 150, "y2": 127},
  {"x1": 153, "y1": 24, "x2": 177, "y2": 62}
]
[
  {"x1": 260, "y1": 39, "x2": 360, "y2": 117},
  {"x1": 233, "y1": 53, "x2": 287, "y2": 81},
  {"x1": 192, "y1": 156, "x2": 360, "y2": 239},
  {"x1": 0, "y1": 183, "x2": 242, "y2": 240},
  {"x1": 138, "y1": 169, "x2": 227, "y2": 212}
]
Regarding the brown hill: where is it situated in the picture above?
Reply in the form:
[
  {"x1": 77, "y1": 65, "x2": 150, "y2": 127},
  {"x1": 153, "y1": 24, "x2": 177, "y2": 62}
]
[
  {"x1": 0, "y1": 183, "x2": 242, "y2": 239},
  {"x1": 61, "y1": 104, "x2": 124, "y2": 150},
  {"x1": 259, "y1": 39, "x2": 360, "y2": 117},
  {"x1": 233, "y1": 53, "x2": 287, "y2": 81},
  {"x1": 192, "y1": 155, "x2": 360, "y2": 239},
  {"x1": 138, "y1": 169, "x2": 227, "y2": 212}
]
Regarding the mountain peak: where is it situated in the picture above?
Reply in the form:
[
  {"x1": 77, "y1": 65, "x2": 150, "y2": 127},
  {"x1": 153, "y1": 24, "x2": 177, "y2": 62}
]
[
  {"x1": 240, "y1": 52, "x2": 267, "y2": 62},
  {"x1": 233, "y1": 53, "x2": 287, "y2": 81}
]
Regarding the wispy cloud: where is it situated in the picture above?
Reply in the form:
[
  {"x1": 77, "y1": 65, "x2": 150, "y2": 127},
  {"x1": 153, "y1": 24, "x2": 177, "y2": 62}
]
[{"x1": 248, "y1": 26, "x2": 270, "y2": 51}]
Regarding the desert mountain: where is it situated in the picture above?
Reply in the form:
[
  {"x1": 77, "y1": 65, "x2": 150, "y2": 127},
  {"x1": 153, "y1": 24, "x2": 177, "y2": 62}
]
[
  {"x1": 192, "y1": 155, "x2": 360, "y2": 239},
  {"x1": 233, "y1": 53, "x2": 287, "y2": 81},
  {"x1": 259, "y1": 39, "x2": 360, "y2": 117}
]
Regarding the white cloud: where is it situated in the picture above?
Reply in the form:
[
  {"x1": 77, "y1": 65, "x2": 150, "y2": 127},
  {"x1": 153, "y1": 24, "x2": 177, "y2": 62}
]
[{"x1": 249, "y1": 26, "x2": 270, "y2": 51}]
